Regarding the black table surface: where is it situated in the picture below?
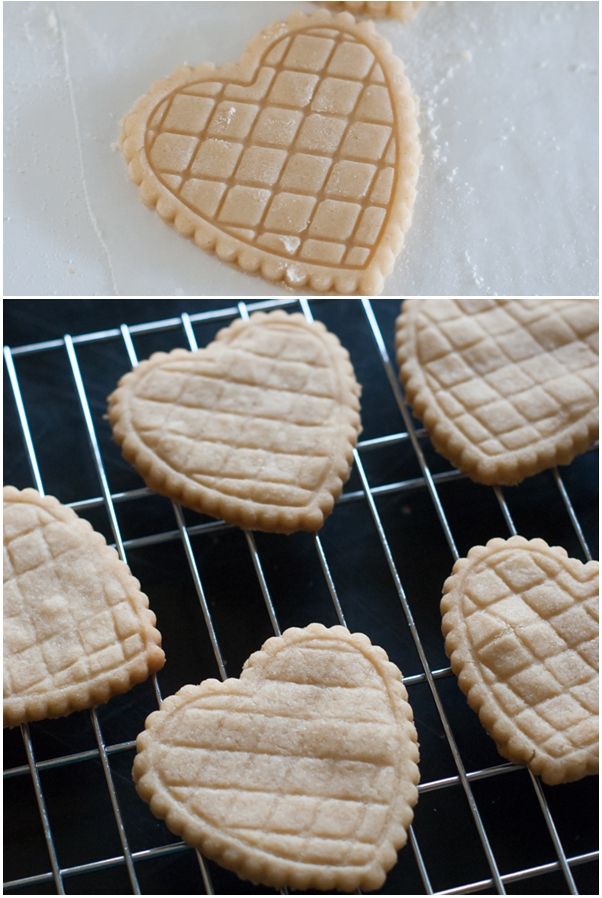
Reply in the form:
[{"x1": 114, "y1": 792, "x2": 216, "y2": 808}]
[{"x1": 3, "y1": 297, "x2": 599, "y2": 896}]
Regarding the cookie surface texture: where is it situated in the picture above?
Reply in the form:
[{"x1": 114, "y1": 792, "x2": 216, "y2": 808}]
[
  {"x1": 108, "y1": 311, "x2": 361, "y2": 534},
  {"x1": 441, "y1": 536, "x2": 599, "y2": 785},
  {"x1": 120, "y1": 10, "x2": 421, "y2": 295},
  {"x1": 133, "y1": 623, "x2": 420, "y2": 891},
  {"x1": 396, "y1": 298, "x2": 599, "y2": 485},
  {"x1": 325, "y1": 2, "x2": 422, "y2": 21},
  {"x1": 3, "y1": 487, "x2": 165, "y2": 727}
]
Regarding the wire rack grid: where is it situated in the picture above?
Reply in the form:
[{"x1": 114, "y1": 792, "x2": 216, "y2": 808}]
[{"x1": 3, "y1": 297, "x2": 599, "y2": 896}]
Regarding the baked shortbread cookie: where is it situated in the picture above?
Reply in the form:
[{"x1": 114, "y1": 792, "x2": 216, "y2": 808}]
[
  {"x1": 396, "y1": 298, "x2": 598, "y2": 485},
  {"x1": 441, "y1": 536, "x2": 599, "y2": 785},
  {"x1": 107, "y1": 311, "x2": 361, "y2": 534},
  {"x1": 120, "y1": 10, "x2": 421, "y2": 295},
  {"x1": 133, "y1": 623, "x2": 420, "y2": 891},
  {"x1": 3, "y1": 487, "x2": 165, "y2": 727},
  {"x1": 325, "y1": 2, "x2": 422, "y2": 22}
]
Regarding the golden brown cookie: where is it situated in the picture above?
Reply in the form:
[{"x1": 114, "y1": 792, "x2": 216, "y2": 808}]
[
  {"x1": 441, "y1": 536, "x2": 598, "y2": 784},
  {"x1": 133, "y1": 623, "x2": 420, "y2": 891},
  {"x1": 4, "y1": 486, "x2": 165, "y2": 727},
  {"x1": 107, "y1": 311, "x2": 361, "y2": 534},
  {"x1": 396, "y1": 298, "x2": 599, "y2": 485},
  {"x1": 120, "y1": 10, "x2": 421, "y2": 295}
]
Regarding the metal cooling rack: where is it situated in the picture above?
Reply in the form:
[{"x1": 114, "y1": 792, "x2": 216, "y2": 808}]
[{"x1": 3, "y1": 297, "x2": 599, "y2": 896}]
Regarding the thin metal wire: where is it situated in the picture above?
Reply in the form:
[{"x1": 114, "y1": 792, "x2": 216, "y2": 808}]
[
  {"x1": 120, "y1": 320, "x2": 223, "y2": 895},
  {"x1": 6, "y1": 674, "x2": 467, "y2": 782},
  {"x1": 63, "y1": 467, "x2": 467, "y2": 553},
  {"x1": 4, "y1": 346, "x2": 45, "y2": 493},
  {"x1": 180, "y1": 312, "x2": 280, "y2": 679},
  {"x1": 63, "y1": 337, "x2": 128, "y2": 556},
  {"x1": 352, "y1": 444, "x2": 506, "y2": 894},
  {"x1": 552, "y1": 467, "x2": 593, "y2": 561},
  {"x1": 8, "y1": 330, "x2": 195, "y2": 895},
  {"x1": 178, "y1": 301, "x2": 299, "y2": 896},
  {"x1": 5, "y1": 423, "x2": 433, "y2": 526},
  {"x1": 62, "y1": 335, "x2": 146, "y2": 895},
  {"x1": 19, "y1": 724, "x2": 65, "y2": 895},
  {"x1": 55, "y1": 429, "x2": 428, "y2": 513},
  {"x1": 360, "y1": 298, "x2": 589, "y2": 898},
  {"x1": 233, "y1": 302, "x2": 286, "y2": 640},
  {"x1": 9, "y1": 298, "x2": 299, "y2": 357},
  {"x1": 491, "y1": 486, "x2": 579, "y2": 895},
  {"x1": 8, "y1": 334, "x2": 150, "y2": 895},
  {"x1": 312, "y1": 534, "x2": 348, "y2": 626},
  {"x1": 5, "y1": 746, "x2": 520, "y2": 796},
  {"x1": 3, "y1": 836, "x2": 596, "y2": 894},
  {"x1": 4, "y1": 300, "x2": 597, "y2": 896},
  {"x1": 244, "y1": 530, "x2": 283, "y2": 636},
  {"x1": 359, "y1": 300, "x2": 509, "y2": 893},
  {"x1": 297, "y1": 298, "x2": 433, "y2": 895},
  {"x1": 120, "y1": 322, "x2": 227, "y2": 687},
  {"x1": 233, "y1": 300, "x2": 349, "y2": 639},
  {"x1": 4, "y1": 740, "x2": 137, "y2": 779},
  {"x1": 440, "y1": 849, "x2": 597, "y2": 895},
  {"x1": 234, "y1": 298, "x2": 364, "y2": 895},
  {"x1": 359, "y1": 300, "x2": 459, "y2": 558},
  {"x1": 4, "y1": 346, "x2": 65, "y2": 895}
]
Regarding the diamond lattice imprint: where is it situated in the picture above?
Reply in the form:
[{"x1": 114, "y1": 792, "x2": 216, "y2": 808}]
[
  {"x1": 107, "y1": 311, "x2": 361, "y2": 534},
  {"x1": 120, "y1": 10, "x2": 421, "y2": 295},
  {"x1": 441, "y1": 536, "x2": 599, "y2": 785},
  {"x1": 396, "y1": 298, "x2": 599, "y2": 485},
  {"x1": 133, "y1": 623, "x2": 420, "y2": 891},
  {"x1": 3, "y1": 487, "x2": 165, "y2": 727}
]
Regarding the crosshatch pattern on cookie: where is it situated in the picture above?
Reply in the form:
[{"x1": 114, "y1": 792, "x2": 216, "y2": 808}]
[
  {"x1": 133, "y1": 625, "x2": 419, "y2": 890},
  {"x1": 396, "y1": 298, "x2": 599, "y2": 484},
  {"x1": 145, "y1": 25, "x2": 398, "y2": 270},
  {"x1": 442, "y1": 538, "x2": 599, "y2": 785},
  {"x1": 3, "y1": 488, "x2": 165, "y2": 726},
  {"x1": 108, "y1": 312, "x2": 361, "y2": 534}
]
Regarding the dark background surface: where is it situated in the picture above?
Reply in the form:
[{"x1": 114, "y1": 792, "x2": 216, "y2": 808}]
[
  {"x1": 4, "y1": 299, "x2": 259, "y2": 347},
  {"x1": 3, "y1": 297, "x2": 599, "y2": 895}
]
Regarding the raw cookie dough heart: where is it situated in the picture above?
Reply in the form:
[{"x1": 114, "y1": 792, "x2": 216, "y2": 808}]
[
  {"x1": 3, "y1": 487, "x2": 165, "y2": 727},
  {"x1": 120, "y1": 10, "x2": 420, "y2": 295},
  {"x1": 133, "y1": 623, "x2": 420, "y2": 891},
  {"x1": 324, "y1": 2, "x2": 422, "y2": 22},
  {"x1": 108, "y1": 311, "x2": 361, "y2": 534},
  {"x1": 396, "y1": 298, "x2": 599, "y2": 485},
  {"x1": 441, "y1": 536, "x2": 599, "y2": 784}
]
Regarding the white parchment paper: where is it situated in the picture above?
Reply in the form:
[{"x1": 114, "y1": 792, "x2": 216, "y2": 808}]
[{"x1": 4, "y1": 1, "x2": 598, "y2": 297}]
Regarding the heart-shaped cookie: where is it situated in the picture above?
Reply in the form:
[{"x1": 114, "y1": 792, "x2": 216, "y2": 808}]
[
  {"x1": 107, "y1": 311, "x2": 361, "y2": 534},
  {"x1": 120, "y1": 10, "x2": 420, "y2": 295},
  {"x1": 396, "y1": 299, "x2": 599, "y2": 485},
  {"x1": 3, "y1": 487, "x2": 165, "y2": 727},
  {"x1": 441, "y1": 536, "x2": 599, "y2": 784},
  {"x1": 133, "y1": 623, "x2": 419, "y2": 891}
]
